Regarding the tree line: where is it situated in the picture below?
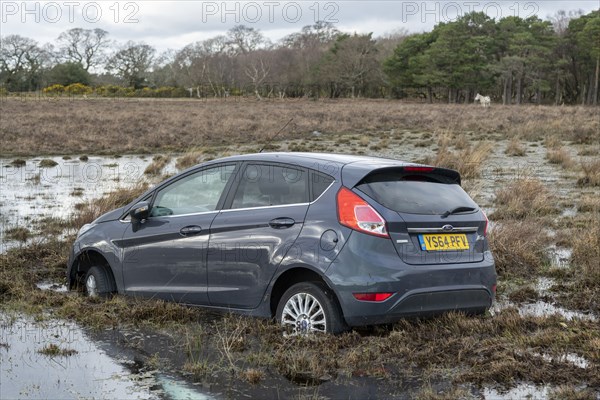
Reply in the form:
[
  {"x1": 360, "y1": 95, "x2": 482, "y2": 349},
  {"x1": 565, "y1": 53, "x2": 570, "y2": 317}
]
[{"x1": 1, "y1": 10, "x2": 598, "y2": 105}]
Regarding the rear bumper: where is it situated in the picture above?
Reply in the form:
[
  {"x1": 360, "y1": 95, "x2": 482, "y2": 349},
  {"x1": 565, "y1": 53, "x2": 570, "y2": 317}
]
[
  {"x1": 343, "y1": 288, "x2": 492, "y2": 326},
  {"x1": 325, "y1": 231, "x2": 496, "y2": 327}
]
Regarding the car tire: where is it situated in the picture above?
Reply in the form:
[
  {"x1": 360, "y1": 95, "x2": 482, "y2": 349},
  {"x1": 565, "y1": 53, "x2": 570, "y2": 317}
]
[
  {"x1": 84, "y1": 266, "x2": 114, "y2": 298},
  {"x1": 276, "y1": 282, "x2": 347, "y2": 335}
]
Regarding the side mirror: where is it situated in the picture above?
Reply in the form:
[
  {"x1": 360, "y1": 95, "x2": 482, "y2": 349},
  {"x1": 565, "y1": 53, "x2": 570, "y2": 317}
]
[{"x1": 129, "y1": 201, "x2": 150, "y2": 222}]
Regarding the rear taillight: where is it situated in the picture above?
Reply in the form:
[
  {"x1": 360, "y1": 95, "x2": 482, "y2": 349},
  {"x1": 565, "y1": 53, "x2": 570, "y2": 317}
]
[
  {"x1": 353, "y1": 292, "x2": 393, "y2": 302},
  {"x1": 337, "y1": 187, "x2": 388, "y2": 238},
  {"x1": 482, "y1": 210, "x2": 489, "y2": 237}
]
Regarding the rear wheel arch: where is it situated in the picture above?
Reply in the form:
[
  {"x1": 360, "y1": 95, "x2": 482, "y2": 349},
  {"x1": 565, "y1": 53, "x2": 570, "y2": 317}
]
[
  {"x1": 71, "y1": 250, "x2": 117, "y2": 293},
  {"x1": 269, "y1": 266, "x2": 343, "y2": 318}
]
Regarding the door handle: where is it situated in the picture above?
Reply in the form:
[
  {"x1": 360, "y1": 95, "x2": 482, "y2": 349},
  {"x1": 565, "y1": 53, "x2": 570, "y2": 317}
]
[
  {"x1": 269, "y1": 218, "x2": 295, "y2": 229},
  {"x1": 180, "y1": 225, "x2": 202, "y2": 236}
]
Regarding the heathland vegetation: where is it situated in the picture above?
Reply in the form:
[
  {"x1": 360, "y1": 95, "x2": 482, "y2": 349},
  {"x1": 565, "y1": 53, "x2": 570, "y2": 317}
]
[
  {"x1": 1, "y1": 103, "x2": 599, "y2": 396},
  {"x1": 1, "y1": 10, "x2": 599, "y2": 104}
]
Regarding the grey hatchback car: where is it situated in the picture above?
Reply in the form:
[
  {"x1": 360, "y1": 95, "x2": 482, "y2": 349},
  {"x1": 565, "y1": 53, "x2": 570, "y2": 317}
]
[{"x1": 68, "y1": 153, "x2": 496, "y2": 334}]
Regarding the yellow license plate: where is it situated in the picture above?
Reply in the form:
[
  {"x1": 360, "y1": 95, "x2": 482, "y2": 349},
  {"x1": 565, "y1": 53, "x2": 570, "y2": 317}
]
[{"x1": 419, "y1": 234, "x2": 469, "y2": 251}]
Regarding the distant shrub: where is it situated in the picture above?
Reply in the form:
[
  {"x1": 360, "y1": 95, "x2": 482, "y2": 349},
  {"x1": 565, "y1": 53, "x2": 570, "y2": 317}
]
[
  {"x1": 134, "y1": 86, "x2": 188, "y2": 98},
  {"x1": 136, "y1": 87, "x2": 155, "y2": 97},
  {"x1": 95, "y1": 85, "x2": 135, "y2": 97},
  {"x1": 95, "y1": 85, "x2": 122, "y2": 96},
  {"x1": 43, "y1": 84, "x2": 65, "y2": 95},
  {"x1": 0, "y1": 86, "x2": 7, "y2": 96},
  {"x1": 64, "y1": 83, "x2": 92, "y2": 95},
  {"x1": 156, "y1": 86, "x2": 188, "y2": 98}
]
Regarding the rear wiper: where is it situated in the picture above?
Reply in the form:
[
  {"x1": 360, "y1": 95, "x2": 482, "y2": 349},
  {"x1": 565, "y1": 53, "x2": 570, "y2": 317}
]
[{"x1": 441, "y1": 206, "x2": 476, "y2": 218}]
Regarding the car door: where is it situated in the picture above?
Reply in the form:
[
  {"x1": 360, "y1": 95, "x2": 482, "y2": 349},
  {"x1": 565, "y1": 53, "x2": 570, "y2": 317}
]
[
  {"x1": 207, "y1": 162, "x2": 310, "y2": 309},
  {"x1": 119, "y1": 163, "x2": 237, "y2": 304}
]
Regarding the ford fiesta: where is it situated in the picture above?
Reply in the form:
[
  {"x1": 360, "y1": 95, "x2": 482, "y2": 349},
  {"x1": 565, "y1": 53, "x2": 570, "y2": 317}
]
[{"x1": 68, "y1": 153, "x2": 496, "y2": 334}]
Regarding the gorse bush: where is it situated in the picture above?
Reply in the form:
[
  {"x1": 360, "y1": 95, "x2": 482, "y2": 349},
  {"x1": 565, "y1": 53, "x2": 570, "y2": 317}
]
[
  {"x1": 43, "y1": 84, "x2": 65, "y2": 95},
  {"x1": 64, "y1": 83, "x2": 92, "y2": 95}
]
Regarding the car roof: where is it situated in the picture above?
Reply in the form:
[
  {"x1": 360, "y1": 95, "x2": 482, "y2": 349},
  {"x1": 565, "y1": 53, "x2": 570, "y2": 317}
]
[
  {"x1": 203, "y1": 152, "x2": 433, "y2": 187},
  {"x1": 212, "y1": 152, "x2": 416, "y2": 169}
]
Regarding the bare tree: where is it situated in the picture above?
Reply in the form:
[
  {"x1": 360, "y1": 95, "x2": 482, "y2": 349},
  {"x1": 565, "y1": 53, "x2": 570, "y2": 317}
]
[
  {"x1": 106, "y1": 41, "x2": 155, "y2": 88},
  {"x1": 0, "y1": 35, "x2": 47, "y2": 90},
  {"x1": 226, "y1": 25, "x2": 268, "y2": 55},
  {"x1": 244, "y1": 53, "x2": 270, "y2": 100},
  {"x1": 57, "y1": 28, "x2": 110, "y2": 71}
]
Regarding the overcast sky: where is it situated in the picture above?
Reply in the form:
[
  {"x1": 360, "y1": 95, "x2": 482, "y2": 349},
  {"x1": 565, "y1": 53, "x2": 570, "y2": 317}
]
[{"x1": 1, "y1": 1, "x2": 598, "y2": 52}]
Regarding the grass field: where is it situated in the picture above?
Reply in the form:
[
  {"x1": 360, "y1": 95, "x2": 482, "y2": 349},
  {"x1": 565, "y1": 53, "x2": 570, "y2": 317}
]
[
  {"x1": 0, "y1": 97, "x2": 598, "y2": 156},
  {"x1": 1, "y1": 98, "x2": 599, "y2": 398}
]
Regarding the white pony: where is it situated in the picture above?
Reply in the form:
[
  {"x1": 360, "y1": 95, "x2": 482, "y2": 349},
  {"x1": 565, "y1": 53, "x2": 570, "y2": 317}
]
[{"x1": 475, "y1": 93, "x2": 491, "y2": 107}]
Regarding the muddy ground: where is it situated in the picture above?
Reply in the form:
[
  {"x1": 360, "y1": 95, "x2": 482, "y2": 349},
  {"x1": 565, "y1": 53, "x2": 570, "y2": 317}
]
[{"x1": 1, "y1": 100, "x2": 599, "y2": 399}]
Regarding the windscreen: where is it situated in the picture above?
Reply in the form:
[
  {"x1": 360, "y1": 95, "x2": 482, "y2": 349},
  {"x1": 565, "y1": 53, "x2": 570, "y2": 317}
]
[{"x1": 356, "y1": 173, "x2": 478, "y2": 215}]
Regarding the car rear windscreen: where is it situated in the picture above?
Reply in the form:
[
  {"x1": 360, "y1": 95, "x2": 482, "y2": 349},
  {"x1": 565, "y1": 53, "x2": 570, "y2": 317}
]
[{"x1": 356, "y1": 172, "x2": 478, "y2": 215}]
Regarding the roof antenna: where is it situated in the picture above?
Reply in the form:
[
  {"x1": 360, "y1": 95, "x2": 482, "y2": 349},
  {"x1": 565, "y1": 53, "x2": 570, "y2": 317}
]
[{"x1": 259, "y1": 118, "x2": 293, "y2": 153}]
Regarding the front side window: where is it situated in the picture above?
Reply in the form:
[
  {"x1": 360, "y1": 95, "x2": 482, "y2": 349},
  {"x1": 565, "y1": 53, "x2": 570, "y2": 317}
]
[
  {"x1": 231, "y1": 164, "x2": 308, "y2": 209},
  {"x1": 151, "y1": 164, "x2": 235, "y2": 217}
]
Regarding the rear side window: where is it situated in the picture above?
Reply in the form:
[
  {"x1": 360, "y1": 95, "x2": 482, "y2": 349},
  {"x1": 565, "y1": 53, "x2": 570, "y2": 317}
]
[
  {"x1": 231, "y1": 164, "x2": 308, "y2": 208},
  {"x1": 310, "y1": 172, "x2": 334, "y2": 201},
  {"x1": 356, "y1": 172, "x2": 477, "y2": 215}
]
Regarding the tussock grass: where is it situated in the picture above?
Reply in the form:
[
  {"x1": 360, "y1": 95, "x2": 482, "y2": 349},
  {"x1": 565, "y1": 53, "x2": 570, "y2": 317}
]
[
  {"x1": 38, "y1": 343, "x2": 77, "y2": 357},
  {"x1": 488, "y1": 220, "x2": 550, "y2": 278},
  {"x1": 491, "y1": 178, "x2": 558, "y2": 220},
  {"x1": 428, "y1": 141, "x2": 493, "y2": 180},
  {"x1": 507, "y1": 285, "x2": 539, "y2": 303},
  {"x1": 10, "y1": 159, "x2": 26, "y2": 167},
  {"x1": 578, "y1": 160, "x2": 600, "y2": 187},
  {"x1": 70, "y1": 183, "x2": 148, "y2": 228},
  {"x1": 546, "y1": 147, "x2": 575, "y2": 168},
  {"x1": 505, "y1": 137, "x2": 526, "y2": 156},
  {"x1": 176, "y1": 149, "x2": 204, "y2": 170},
  {"x1": 549, "y1": 386, "x2": 597, "y2": 400},
  {"x1": 5, "y1": 226, "x2": 31, "y2": 242},
  {"x1": 0, "y1": 238, "x2": 71, "y2": 304},
  {"x1": 1, "y1": 99, "x2": 597, "y2": 156},
  {"x1": 578, "y1": 195, "x2": 600, "y2": 213},
  {"x1": 144, "y1": 155, "x2": 170, "y2": 176},
  {"x1": 1, "y1": 236, "x2": 599, "y2": 392},
  {"x1": 240, "y1": 368, "x2": 264, "y2": 384},
  {"x1": 566, "y1": 222, "x2": 600, "y2": 312},
  {"x1": 38, "y1": 159, "x2": 58, "y2": 168},
  {"x1": 544, "y1": 135, "x2": 562, "y2": 149}
]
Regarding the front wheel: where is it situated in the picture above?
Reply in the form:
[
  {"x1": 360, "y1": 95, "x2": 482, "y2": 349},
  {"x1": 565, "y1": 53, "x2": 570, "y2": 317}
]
[
  {"x1": 84, "y1": 266, "x2": 113, "y2": 298},
  {"x1": 276, "y1": 282, "x2": 347, "y2": 335}
]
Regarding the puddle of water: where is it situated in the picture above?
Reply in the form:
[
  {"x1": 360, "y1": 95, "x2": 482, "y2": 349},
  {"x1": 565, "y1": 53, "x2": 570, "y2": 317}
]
[
  {"x1": 548, "y1": 246, "x2": 572, "y2": 268},
  {"x1": 534, "y1": 277, "x2": 555, "y2": 293},
  {"x1": 560, "y1": 206, "x2": 577, "y2": 218},
  {"x1": 534, "y1": 352, "x2": 590, "y2": 369},
  {"x1": 0, "y1": 314, "x2": 212, "y2": 400},
  {"x1": 483, "y1": 383, "x2": 550, "y2": 399},
  {"x1": 35, "y1": 281, "x2": 68, "y2": 293},
  {"x1": 157, "y1": 374, "x2": 213, "y2": 400},
  {"x1": 0, "y1": 156, "x2": 178, "y2": 253},
  {"x1": 495, "y1": 300, "x2": 597, "y2": 321}
]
